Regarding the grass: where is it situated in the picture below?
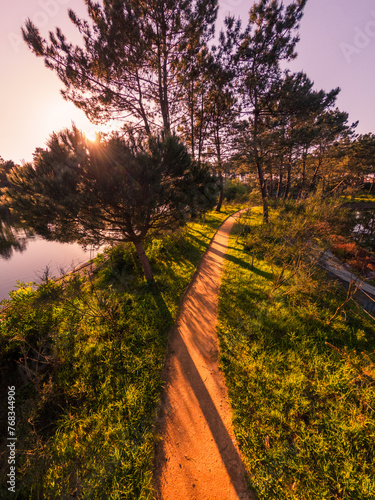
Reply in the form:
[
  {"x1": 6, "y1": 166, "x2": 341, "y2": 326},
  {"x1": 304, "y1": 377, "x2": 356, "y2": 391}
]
[
  {"x1": 217, "y1": 206, "x2": 375, "y2": 500},
  {"x1": 341, "y1": 191, "x2": 375, "y2": 204},
  {"x1": 0, "y1": 205, "x2": 241, "y2": 500}
]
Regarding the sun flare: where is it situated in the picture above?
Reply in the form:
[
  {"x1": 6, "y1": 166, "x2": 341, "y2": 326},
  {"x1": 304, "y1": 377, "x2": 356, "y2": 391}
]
[{"x1": 85, "y1": 130, "x2": 98, "y2": 142}]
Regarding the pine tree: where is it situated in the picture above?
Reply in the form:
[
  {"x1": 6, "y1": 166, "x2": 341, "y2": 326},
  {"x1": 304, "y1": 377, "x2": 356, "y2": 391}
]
[
  {"x1": 176, "y1": 20, "x2": 239, "y2": 210},
  {"x1": 267, "y1": 72, "x2": 340, "y2": 198},
  {"x1": 4, "y1": 129, "x2": 217, "y2": 281},
  {"x1": 234, "y1": 0, "x2": 307, "y2": 222},
  {"x1": 22, "y1": 0, "x2": 218, "y2": 136}
]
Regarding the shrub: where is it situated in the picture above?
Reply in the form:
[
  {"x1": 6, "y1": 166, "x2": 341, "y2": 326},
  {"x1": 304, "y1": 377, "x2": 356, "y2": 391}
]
[{"x1": 224, "y1": 179, "x2": 249, "y2": 202}]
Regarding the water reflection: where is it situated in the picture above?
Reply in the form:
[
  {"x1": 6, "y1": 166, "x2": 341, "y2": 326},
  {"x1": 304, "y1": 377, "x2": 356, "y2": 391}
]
[
  {"x1": 353, "y1": 209, "x2": 375, "y2": 248},
  {"x1": 0, "y1": 221, "x2": 100, "y2": 302},
  {"x1": 0, "y1": 222, "x2": 29, "y2": 260},
  {"x1": 0, "y1": 205, "x2": 30, "y2": 259}
]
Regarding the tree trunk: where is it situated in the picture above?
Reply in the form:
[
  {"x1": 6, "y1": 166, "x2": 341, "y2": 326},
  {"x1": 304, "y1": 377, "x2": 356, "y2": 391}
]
[
  {"x1": 190, "y1": 80, "x2": 195, "y2": 159},
  {"x1": 269, "y1": 162, "x2": 273, "y2": 197},
  {"x1": 135, "y1": 69, "x2": 151, "y2": 135},
  {"x1": 215, "y1": 136, "x2": 223, "y2": 212},
  {"x1": 309, "y1": 162, "x2": 321, "y2": 191},
  {"x1": 276, "y1": 163, "x2": 283, "y2": 198},
  {"x1": 216, "y1": 176, "x2": 224, "y2": 212},
  {"x1": 309, "y1": 145, "x2": 324, "y2": 191},
  {"x1": 253, "y1": 110, "x2": 269, "y2": 223},
  {"x1": 298, "y1": 148, "x2": 307, "y2": 198},
  {"x1": 283, "y1": 154, "x2": 292, "y2": 199},
  {"x1": 257, "y1": 159, "x2": 269, "y2": 223},
  {"x1": 197, "y1": 91, "x2": 205, "y2": 164},
  {"x1": 156, "y1": 13, "x2": 170, "y2": 134},
  {"x1": 134, "y1": 240, "x2": 153, "y2": 282}
]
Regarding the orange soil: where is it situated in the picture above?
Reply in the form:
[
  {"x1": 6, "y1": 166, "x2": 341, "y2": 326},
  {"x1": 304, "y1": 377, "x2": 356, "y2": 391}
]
[{"x1": 153, "y1": 213, "x2": 253, "y2": 500}]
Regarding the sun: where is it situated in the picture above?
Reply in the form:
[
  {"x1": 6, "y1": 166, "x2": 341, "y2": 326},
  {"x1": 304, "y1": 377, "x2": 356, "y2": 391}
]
[{"x1": 85, "y1": 129, "x2": 99, "y2": 142}]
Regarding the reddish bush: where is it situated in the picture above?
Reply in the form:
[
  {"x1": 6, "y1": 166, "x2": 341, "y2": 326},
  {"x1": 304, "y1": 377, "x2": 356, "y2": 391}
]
[{"x1": 331, "y1": 235, "x2": 375, "y2": 277}]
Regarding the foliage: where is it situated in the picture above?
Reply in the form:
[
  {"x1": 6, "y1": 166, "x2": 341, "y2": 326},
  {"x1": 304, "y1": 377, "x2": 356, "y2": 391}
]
[
  {"x1": 0, "y1": 158, "x2": 29, "y2": 258},
  {"x1": 22, "y1": 0, "x2": 218, "y2": 136},
  {"x1": 343, "y1": 134, "x2": 375, "y2": 189},
  {"x1": 240, "y1": 194, "x2": 349, "y2": 297},
  {"x1": 3, "y1": 128, "x2": 217, "y2": 280},
  {"x1": 20, "y1": 0, "x2": 374, "y2": 211},
  {"x1": 331, "y1": 235, "x2": 375, "y2": 277},
  {"x1": 217, "y1": 201, "x2": 375, "y2": 499},
  {"x1": 223, "y1": 179, "x2": 249, "y2": 203},
  {"x1": 233, "y1": 0, "x2": 307, "y2": 221},
  {"x1": 265, "y1": 73, "x2": 349, "y2": 199},
  {"x1": 0, "y1": 209, "x2": 28, "y2": 260},
  {"x1": 0, "y1": 157, "x2": 16, "y2": 189},
  {"x1": 0, "y1": 207, "x2": 239, "y2": 499}
]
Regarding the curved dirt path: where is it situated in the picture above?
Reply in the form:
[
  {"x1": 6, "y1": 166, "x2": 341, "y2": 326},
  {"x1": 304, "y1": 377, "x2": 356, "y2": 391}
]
[{"x1": 153, "y1": 212, "x2": 253, "y2": 500}]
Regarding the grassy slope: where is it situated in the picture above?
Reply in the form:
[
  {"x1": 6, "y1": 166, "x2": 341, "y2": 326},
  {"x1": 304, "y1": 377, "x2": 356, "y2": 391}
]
[
  {"x1": 0, "y1": 207, "x2": 239, "y2": 500},
  {"x1": 217, "y1": 207, "x2": 375, "y2": 500}
]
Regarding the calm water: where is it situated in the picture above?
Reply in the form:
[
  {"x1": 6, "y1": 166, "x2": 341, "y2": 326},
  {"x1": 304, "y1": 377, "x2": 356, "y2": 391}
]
[{"x1": 0, "y1": 235, "x2": 101, "y2": 302}]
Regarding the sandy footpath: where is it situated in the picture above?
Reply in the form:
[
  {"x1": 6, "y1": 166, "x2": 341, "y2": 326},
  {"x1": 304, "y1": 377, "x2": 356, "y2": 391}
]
[{"x1": 153, "y1": 212, "x2": 253, "y2": 500}]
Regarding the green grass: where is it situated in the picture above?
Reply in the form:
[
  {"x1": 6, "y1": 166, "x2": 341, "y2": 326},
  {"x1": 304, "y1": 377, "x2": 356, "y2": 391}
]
[
  {"x1": 0, "y1": 206, "x2": 241, "y2": 500},
  {"x1": 217, "y1": 207, "x2": 375, "y2": 500},
  {"x1": 341, "y1": 192, "x2": 375, "y2": 204}
]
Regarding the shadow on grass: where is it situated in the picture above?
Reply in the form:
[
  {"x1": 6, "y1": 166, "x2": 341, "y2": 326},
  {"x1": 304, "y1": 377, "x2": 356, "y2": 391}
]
[
  {"x1": 149, "y1": 282, "x2": 174, "y2": 328},
  {"x1": 185, "y1": 231, "x2": 213, "y2": 250},
  {"x1": 189, "y1": 227, "x2": 215, "y2": 241},
  {"x1": 212, "y1": 245, "x2": 273, "y2": 282}
]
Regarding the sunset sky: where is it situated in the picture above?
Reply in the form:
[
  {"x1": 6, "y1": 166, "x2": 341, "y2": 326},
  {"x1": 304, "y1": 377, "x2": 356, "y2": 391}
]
[{"x1": 1, "y1": 0, "x2": 375, "y2": 164}]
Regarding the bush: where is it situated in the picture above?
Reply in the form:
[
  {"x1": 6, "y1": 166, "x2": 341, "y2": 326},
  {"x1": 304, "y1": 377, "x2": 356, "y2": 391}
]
[
  {"x1": 240, "y1": 195, "x2": 349, "y2": 299},
  {"x1": 224, "y1": 179, "x2": 249, "y2": 202}
]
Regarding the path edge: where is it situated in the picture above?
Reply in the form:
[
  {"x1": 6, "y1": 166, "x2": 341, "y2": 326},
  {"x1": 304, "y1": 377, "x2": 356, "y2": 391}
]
[
  {"x1": 151, "y1": 207, "x2": 246, "y2": 496},
  {"x1": 174, "y1": 209, "x2": 242, "y2": 317}
]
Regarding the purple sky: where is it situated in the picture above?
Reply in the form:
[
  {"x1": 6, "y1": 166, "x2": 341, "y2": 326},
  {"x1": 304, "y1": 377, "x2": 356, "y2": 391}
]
[{"x1": 1, "y1": 0, "x2": 375, "y2": 163}]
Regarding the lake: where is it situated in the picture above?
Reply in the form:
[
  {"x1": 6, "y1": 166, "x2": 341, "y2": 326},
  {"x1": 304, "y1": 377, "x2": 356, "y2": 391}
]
[{"x1": 0, "y1": 234, "x2": 101, "y2": 302}]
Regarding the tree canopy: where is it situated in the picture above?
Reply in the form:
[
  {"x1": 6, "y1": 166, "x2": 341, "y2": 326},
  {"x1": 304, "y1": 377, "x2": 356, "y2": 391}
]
[
  {"x1": 4, "y1": 129, "x2": 217, "y2": 280},
  {"x1": 233, "y1": 0, "x2": 307, "y2": 221},
  {"x1": 15, "y1": 0, "x2": 375, "y2": 231},
  {"x1": 22, "y1": 0, "x2": 218, "y2": 136}
]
